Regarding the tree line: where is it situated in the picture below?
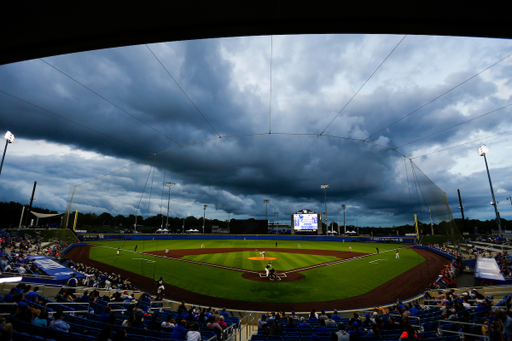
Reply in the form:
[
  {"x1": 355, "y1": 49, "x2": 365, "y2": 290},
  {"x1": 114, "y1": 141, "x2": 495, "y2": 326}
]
[{"x1": 0, "y1": 201, "x2": 508, "y2": 235}]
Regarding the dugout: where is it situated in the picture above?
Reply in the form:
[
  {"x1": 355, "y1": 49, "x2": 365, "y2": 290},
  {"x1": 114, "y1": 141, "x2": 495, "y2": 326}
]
[{"x1": 229, "y1": 219, "x2": 268, "y2": 234}]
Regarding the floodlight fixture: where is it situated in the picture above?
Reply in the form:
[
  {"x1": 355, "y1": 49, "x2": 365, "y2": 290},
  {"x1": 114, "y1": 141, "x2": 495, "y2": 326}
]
[
  {"x1": 478, "y1": 144, "x2": 502, "y2": 235},
  {"x1": 478, "y1": 144, "x2": 488, "y2": 156},
  {"x1": 0, "y1": 130, "x2": 15, "y2": 177},
  {"x1": 4, "y1": 131, "x2": 15, "y2": 143}
]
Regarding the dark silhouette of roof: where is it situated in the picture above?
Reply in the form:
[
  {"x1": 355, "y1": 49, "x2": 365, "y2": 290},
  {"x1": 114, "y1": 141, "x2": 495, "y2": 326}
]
[{"x1": 2, "y1": 1, "x2": 511, "y2": 65}]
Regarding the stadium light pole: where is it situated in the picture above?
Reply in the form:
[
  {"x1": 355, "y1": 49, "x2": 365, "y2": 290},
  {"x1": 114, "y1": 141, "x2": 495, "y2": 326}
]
[
  {"x1": 263, "y1": 199, "x2": 269, "y2": 224},
  {"x1": 202, "y1": 204, "x2": 207, "y2": 234},
  {"x1": 0, "y1": 131, "x2": 15, "y2": 177},
  {"x1": 341, "y1": 204, "x2": 346, "y2": 234},
  {"x1": 321, "y1": 184, "x2": 329, "y2": 234},
  {"x1": 274, "y1": 212, "x2": 279, "y2": 225},
  {"x1": 507, "y1": 196, "x2": 512, "y2": 209},
  {"x1": 227, "y1": 212, "x2": 231, "y2": 231},
  {"x1": 165, "y1": 182, "x2": 175, "y2": 229},
  {"x1": 478, "y1": 144, "x2": 502, "y2": 236}
]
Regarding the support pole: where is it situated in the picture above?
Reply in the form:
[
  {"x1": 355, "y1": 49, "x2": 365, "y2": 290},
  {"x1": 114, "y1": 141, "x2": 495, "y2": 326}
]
[{"x1": 24, "y1": 181, "x2": 37, "y2": 227}]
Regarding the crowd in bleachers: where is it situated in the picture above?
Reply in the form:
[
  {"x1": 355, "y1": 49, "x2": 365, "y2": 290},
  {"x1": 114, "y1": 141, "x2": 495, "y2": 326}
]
[
  {"x1": 0, "y1": 282, "x2": 241, "y2": 341},
  {"x1": 426, "y1": 253, "x2": 463, "y2": 290},
  {"x1": 63, "y1": 261, "x2": 138, "y2": 291},
  {"x1": 0, "y1": 279, "x2": 511, "y2": 341},
  {"x1": 250, "y1": 288, "x2": 512, "y2": 341}
]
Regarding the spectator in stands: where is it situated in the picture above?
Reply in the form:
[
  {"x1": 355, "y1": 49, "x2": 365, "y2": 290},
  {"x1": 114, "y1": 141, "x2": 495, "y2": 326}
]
[
  {"x1": 3, "y1": 288, "x2": 16, "y2": 303},
  {"x1": 178, "y1": 301, "x2": 187, "y2": 313},
  {"x1": 299, "y1": 316, "x2": 311, "y2": 328},
  {"x1": 309, "y1": 310, "x2": 318, "y2": 322},
  {"x1": 332, "y1": 310, "x2": 341, "y2": 321},
  {"x1": 171, "y1": 320, "x2": 189, "y2": 340},
  {"x1": 325, "y1": 314, "x2": 337, "y2": 327},
  {"x1": 362, "y1": 314, "x2": 372, "y2": 329},
  {"x1": 97, "y1": 326, "x2": 113, "y2": 341},
  {"x1": 132, "y1": 314, "x2": 143, "y2": 328},
  {"x1": 349, "y1": 313, "x2": 361, "y2": 327},
  {"x1": 147, "y1": 313, "x2": 162, "y2": 331},
  {"x1": 206, "y1": 315, "x2": 223, "y2": 338},
  {"x1": 348, "y1": 322, "x2": 364, "y2": 340},
  {"x1": 17, "y1": 264, "x2": 26, "y2": 275},
  {"x1": 33, "y1": 309, "x2": 49, "y2": 327},
  {"x1": 220, "y1": 307, "x2": 229, "y2": 319},
  {"x1": 257, "y1": 314, "x2": 267, "y2": 329},
  {"x1": 336, "y1": 323, "x2": 349, "y2": 341},
  {"x1": 285, "y1": 317, "x2": 296, "y2": 330},
  {"x1": 162, "y1": 315, "x2": 176, "y2": 329},
  {"x1": 121, "y1": 314, "x2": 135, "y2": 327},
  {"x1": 410, "y1": 303, "x2": 422, "y2": 316},
  {"x1": 316, "y1": 320, "x2": 330, "y2": 335},
  {"x1": 67, "y1": 273, "x2": 77, "y2": 293},
  {"x1": 267, "y1": 317, "x2": 282, "y2": 336},
  {"x1": 186, "y1": 323, "x2": 202, "y2": 341},
  {"x1": 318, "y1": 310, "x2": 328, "y2": 322},
  {"x1": 400, "y1": 325, "x2": 418, "y2": 341},
  {"x1": 366, "y1": 323, "x2": 381, "y2": 337},
  {"x1": 197, "y1": 309, "x2": 206, "y2": 322},
  {"x1": 385, "y1": 316, "x2": 400, "y2": 330},
  {"x1": 133, "y1": 302, "x2": 145, "y2": 315},
  {"x1": 0, "y1": 317, "x2": 13, "y2": 341},
  {"x1": 49, "y1": 311, "x2": 70, "y2": 332},
  {"x1": 98, "y1": 306, "x2": 111, "y2": 323},
  {"x1": 218, "y1": 316, "x2": 228, "y2": 330},
  {"x1": 112, "y1": 328, "x2": 129, "y2": 341},
  {"x1": 497, "y1": 309, "x2": 512, "y2": 341}
]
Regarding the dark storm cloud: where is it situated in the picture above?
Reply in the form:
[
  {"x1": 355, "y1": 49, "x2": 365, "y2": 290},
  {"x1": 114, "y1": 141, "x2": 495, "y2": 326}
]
[{"x1": 0, "y1": 35, "x2": 511, "y2": 226}]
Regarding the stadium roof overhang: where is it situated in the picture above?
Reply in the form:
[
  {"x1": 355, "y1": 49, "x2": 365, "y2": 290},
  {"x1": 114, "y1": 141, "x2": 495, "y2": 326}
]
[{"x1": 2, "y1": 1, "x2": 512, "y2": 66}]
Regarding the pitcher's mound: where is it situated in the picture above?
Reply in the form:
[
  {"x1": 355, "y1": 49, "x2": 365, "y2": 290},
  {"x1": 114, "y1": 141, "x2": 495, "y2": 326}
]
[{"x1": 248, "y1": 257, "x2": 276, "y2": 261}]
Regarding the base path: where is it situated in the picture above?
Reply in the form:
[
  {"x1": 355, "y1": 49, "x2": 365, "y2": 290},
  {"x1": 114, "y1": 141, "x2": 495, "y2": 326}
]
[{"x1": 65, "y1": 246, "x2": 449, "y2": 311}]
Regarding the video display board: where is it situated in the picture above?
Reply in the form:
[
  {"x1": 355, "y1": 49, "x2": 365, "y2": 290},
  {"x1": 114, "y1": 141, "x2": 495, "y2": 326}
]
[{"x1": 293, "y1": 213, "x2": 319, "y2": 231}]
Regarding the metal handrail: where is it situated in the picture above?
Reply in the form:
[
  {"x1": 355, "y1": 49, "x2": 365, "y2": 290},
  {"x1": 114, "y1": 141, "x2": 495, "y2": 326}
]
[
  {"x1": 45, "y1": 301, "x2": 90, "y2": 316},
  {"x1": 0, "y1": 303, "x2": 18, "y2": 316},
  {"x1": 225, "y1": 313, "x2": 252, "y2": 341},
  {"x1": 437, "y1": 319, "x2": 490, "y2": 341}
]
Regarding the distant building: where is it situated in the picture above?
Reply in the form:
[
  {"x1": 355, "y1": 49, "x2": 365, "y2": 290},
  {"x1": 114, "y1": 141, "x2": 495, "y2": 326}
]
[{"x1": 229, "y1": 219, "x2": 268, "y2": 234}]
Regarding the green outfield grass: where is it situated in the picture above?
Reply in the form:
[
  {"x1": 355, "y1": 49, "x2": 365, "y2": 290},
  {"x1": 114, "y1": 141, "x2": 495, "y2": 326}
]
[
  {"x1": 88, "y1": 239, "x2": 422, "y2": 303},
  {"x1": 92, "y1": 239, "x2": 402, "y2": 253}
]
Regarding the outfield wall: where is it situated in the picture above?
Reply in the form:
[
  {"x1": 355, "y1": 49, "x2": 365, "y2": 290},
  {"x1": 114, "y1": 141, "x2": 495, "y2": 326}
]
[
  {"x1": 78, "y1": 233, "x2": 416, "y2": 243},
  {"x1": 414, "y1": 245, "x2": 455, "y2": 260}
]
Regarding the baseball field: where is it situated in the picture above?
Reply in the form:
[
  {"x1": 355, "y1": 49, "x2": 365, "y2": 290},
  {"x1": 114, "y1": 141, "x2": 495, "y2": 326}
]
[{"x1": 66, "y1": 238, "x2": 450, "y2": 310}]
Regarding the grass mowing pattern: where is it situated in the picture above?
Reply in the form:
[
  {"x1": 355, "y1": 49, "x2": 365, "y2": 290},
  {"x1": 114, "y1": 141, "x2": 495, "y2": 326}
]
[
  {"x1": 183, "y1": 251, "x2": 338, "y2": 271},
  {"x1": 92, "y1": 239, "x2": 402, "y2": 253},
  {"x1": 88, "y1": 240, "x2": 423, "y2": 303}
]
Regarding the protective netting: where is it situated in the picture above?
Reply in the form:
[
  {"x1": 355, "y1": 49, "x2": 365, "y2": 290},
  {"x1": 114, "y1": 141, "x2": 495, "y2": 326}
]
[{"x1": 407, "y1": 159, "x2": 463, "y2": 244}]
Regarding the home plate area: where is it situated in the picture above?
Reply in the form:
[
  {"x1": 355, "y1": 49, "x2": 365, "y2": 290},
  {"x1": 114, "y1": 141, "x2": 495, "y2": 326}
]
[{"x1": 258, "y1": 272, "x2": 287, "y2": 281}]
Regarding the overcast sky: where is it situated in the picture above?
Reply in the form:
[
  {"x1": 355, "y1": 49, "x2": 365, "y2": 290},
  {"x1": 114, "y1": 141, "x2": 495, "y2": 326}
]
[{"x1": 0, "y1": 34, "x2": 511, "y2": 228}]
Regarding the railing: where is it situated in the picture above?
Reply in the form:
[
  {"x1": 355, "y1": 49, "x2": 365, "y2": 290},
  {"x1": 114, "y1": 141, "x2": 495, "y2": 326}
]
[
  {"x1": 106, "y1": 301, "x2": 131, "y2": 313},
  {"x1": 225, "y1": 313, "x2": 255, "y2": 341},
  {"x1": 437, "y1": 319, "x2": 490, "y2": 341},
  {"x1": 388, "y1": 314, "x2": 421, "y2": 326},
  {"x1": 45, "y1": 302, "x2": 91, "y2": 316},
  {"x1": 0, "y1": 303, "x2": 18, "y2": 316}
]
